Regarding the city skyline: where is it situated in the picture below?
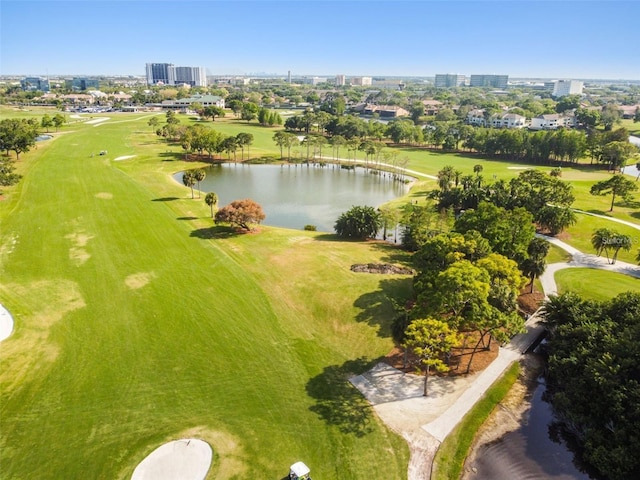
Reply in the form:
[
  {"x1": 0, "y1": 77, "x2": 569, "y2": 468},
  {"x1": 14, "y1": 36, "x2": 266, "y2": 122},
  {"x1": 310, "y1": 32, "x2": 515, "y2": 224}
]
[{"x1": 1, "y1": 0, "x2": 639, "y2": 80}]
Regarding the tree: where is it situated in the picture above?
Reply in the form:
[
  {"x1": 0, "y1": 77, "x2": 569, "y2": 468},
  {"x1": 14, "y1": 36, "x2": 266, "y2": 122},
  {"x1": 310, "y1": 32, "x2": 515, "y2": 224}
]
[
  {"x1": 41, "y1": 114, "x2": 53, "y2": 133},
  {"x1": 330, "y1": 135, "x2": 346, "y2": 161},
  {"x1": 403, "y1": 318, "x2": 460, "y2": 396},
  {"x1": 521, "y1": 237, "x2": 549, "y2": 293},
  {"x1": 536, "y1": 205, "x2": 577, "y2": 235},
  {"x1": 204, "y1": 192, "x2": 218, "y2": 218},
  {"x1": 182, "y1": 170, "x2": 196, "y2": 199},
  {"x1": 165, "y1": 110, "x2": 180, "y2": 125},
  {"x1": 194, "y1": 169, "x2": 206, "y2": 198},
  {"x1": 600, "y1": 141, "x2": 637, "y2": 172},
  {"x1": 203, "y1": 106, "x2": 225, "y2": 121},
  {"x1": 0, "y1": 118, "x2": 39, "y2": 159},
  {"x1": 148, "y1": 116, "x2": 160, "y2": 129},
  {"x1": 227, "y1": 99, "x2": 243, "y2": 117},
  {"x1": 590, "y1": 175, "x2": 638, "y2": 211},
  {"x1": 0, "y1": 156, "x2": 21, "y2": 188},
  {"x1": 236, "y1": 132, "x2": 254, "y2": 161},
  {"x1": 52, "y1": 113, "x2": 66, "y2": 132},
  {"x1": 334, "y1": 205, "x2": 382, "y2": 239},
  {"x1": 240, "y1": 102, "x2": 259, "y2": 122},
  {"x1": 214, "y1": 199, "x2": 265, "y2": 231},
  {"x1": 600, "y1": 103, "x2": 622, "y2": 131}
]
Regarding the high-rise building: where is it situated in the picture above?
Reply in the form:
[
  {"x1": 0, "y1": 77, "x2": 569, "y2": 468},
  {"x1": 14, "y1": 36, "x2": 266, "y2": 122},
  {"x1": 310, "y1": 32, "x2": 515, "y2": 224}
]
[
  {"x1": 335, "y1": 74, "x2": 346, "y2": 86},
  {"x1": 552, "y1": 80, "x2": 584, "y2": 97},
  {"x1": 65, "y1": 78, "x2": 100, "y2": 91},
  {"x1": 146, "y1": 63, "x2": 175, "y2": 85},
  {"x1": 21, "y1": 77, "x2": 50, "y2": 92},
  {"x1": 174, "y1": 66, "x2": 207, "y2": 87},
  {"x1": 469, "y1": 74, "x2": 509, "y2": 89},
  {"x1": 434, "y1": 74, "x2": 465, "y2": 88},
  {"x1": 145, "y1": 63, "x2": 207, "y2": 87}
]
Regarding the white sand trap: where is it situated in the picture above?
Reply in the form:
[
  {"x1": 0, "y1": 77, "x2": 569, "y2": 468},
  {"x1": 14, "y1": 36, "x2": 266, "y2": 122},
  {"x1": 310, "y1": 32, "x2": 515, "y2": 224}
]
[
  {"x1": 70, "y1": 114, "x2": 82, "y2": 119},
  {"x1": 114, "y1": 155, "x2": 136, "y2": 161},
  {"x1": 507, "y1": 166, "x2": 531, "y2": 170},
  {"x1": 86, "y1": 117, "x2": 110, "y2": 125},
  {"x1": 0, "y1": 303, "x2": 14, "y2": 342},
  {"x1": 132, "y1": 439, "x2": 212, "y2": 480}
]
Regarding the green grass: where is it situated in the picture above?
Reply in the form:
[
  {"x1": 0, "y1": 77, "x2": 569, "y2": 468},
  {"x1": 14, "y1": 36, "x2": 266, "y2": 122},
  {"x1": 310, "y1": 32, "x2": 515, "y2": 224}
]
[
  {"x1": 546, "y1": 243, "x2": 572, "y2": 264},
  {"x1": 431, "y1": 362, "x2": 521, "y2": 480},
  {"x1": 2, "y1": 109, "x2": 638, "y2": 479},
  {"x1": 0, "y1": 114, "x2": 411, "y2": 479},
  {"x1": 555, "y1": 269, "x2": 640, "y2": 301}
]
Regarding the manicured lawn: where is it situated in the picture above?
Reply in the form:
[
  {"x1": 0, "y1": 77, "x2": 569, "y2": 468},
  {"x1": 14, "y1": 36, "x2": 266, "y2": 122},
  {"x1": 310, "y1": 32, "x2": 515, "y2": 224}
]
[
  {"x1": 0, "y1": 114, "x2": 411, "y2": 479},
  {"x1": 555, "y1": 269, "x2": 640, "y2": 301},
  {"x1": 546, "y1": 244, "x2": 572, "y2": 264},
  {"x1": 2, "y1": 109, "x2": 638, "y2": 479}
]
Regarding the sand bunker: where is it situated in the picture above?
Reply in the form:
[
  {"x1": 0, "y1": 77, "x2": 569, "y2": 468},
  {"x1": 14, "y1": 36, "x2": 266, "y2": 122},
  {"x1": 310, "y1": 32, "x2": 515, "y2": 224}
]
[
  {"x1": 86, "y1": 117, "x2": 110, "y2": 125},
  {"x1": 507, "y1": 166, "x2": 530, "y2": 170},
  {"x1": 132, "y1": 439, "x2": 212, "y2": 480},
  {"x1": 114, "y1": 155, "x2": 136, "y2": 161},
  {"x1": 95, "y1": 192, "x2": 113, "y2": 199},
  {"x1": 125, "y1": 272, "x2": 156, "y2": 290},
  {"x1": 0, "y1": 303, "x2": 14, "y2": 342}
]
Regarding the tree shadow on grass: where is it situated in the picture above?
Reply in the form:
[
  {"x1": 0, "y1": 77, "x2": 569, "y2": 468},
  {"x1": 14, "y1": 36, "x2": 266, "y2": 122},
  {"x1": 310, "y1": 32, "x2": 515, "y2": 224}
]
[
  {"x1": 368, "y1": 242, "x2": 414, "y2": 266},
  {"x1": 177, "y1": 216, "x2": 198, "y2": 221},
  {"x1": 306, "y1": 357, "x2": 379, "y2": 437},
  {"x1": 159, "y1": 151, "x2": 182, "y2": 162},
  {"x1": 353, "y1": 278, "x2": 413, "y2": 338},
  {"x1": 190, "y1": 226, "x2": 240, "y2": 239},
  {"x1": 152, "y1": 197, "x2": 180, "y2": 202}
]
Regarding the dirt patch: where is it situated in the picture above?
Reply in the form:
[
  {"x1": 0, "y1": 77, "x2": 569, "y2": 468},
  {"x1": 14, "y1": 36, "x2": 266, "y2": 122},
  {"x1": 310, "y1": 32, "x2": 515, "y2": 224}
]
[
  {"x1": 65, "y1": 231, "x2": 94, "y2": 265},
  {"x1": 384, "y1": 333, "x2": 500, "y2": 377},
  {"x1": 95, "y1": 192, "x2": 113, "y2": 199},
  {"x1": 517, "y1": 287, "x2": 545, "y2": 314},
  {"x1": 125, "y1": 272, "x2": 156, "y2": 290},
  {"x1": 351, "y1": 263, "x2": 414, "y2": 275}
]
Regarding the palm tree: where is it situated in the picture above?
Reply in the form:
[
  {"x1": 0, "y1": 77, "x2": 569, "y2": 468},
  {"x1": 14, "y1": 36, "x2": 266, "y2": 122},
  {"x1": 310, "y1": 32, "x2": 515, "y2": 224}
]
[
  {"x1": 522, "y1": 237, "x2": 550, "y2": 293},
  {"x1": 610, "y1": 233, "x2": 632, "y2": 264},
  {"x1": 194, "y1": 169, "x2": 206, "y2": 198},
  {"x1": 182, "y1": 171, "x2": 196, "y2": 199},
  {"x1": 204, "y1": 192, "x2": 218, "y2": 218},
  {"x1": 591, "y1": 228, "x2": 613, "y2": 262}
]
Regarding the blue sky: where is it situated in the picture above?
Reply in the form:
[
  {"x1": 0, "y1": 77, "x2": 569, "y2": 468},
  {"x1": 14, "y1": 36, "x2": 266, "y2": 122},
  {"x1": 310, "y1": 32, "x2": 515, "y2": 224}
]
[{"x1": 1, "y1": 0, "x2": 638, "y2": 79}]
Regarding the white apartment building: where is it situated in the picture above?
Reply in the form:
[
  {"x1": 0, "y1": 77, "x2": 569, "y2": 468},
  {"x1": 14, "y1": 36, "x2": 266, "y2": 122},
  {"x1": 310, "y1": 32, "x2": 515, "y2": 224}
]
[
  {"x1": 350, "y1": 76, "x2": 372, "y2": 86},
  {"x1": 552, "y1": 80, "x2": 583, "y2": 97},
  {"x1": 434, "y1": 74, "x2": 466, "y2": 88},
  {"x1": 530, "y1": 113, "x2": 577, "y2": 130},
  {"x1": 335, "y1": 74, "x2": 346, "y2": 86}
]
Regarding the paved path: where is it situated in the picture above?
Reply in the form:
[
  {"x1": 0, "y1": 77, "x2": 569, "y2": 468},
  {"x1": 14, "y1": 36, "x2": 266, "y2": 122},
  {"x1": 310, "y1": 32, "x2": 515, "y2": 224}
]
[
  {"x1": 0, "y1": 303, "x2": 13, "y2": 342},
  {"x1": 352, "y1": 225, "x2": 640, "y2": 479}
]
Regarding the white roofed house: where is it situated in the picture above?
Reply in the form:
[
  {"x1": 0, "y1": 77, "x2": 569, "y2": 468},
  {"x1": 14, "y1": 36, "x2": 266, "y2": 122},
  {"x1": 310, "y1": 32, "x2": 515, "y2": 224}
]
[
  {"x1": 466, "y1": 108, "x2": 486, "y2": 126},
  {"x1": 490, "y1": 112, "x2": 527, "y2": 129},
  {"x1": 530, "y1": 112, "x2": 577, "y2": 130}
]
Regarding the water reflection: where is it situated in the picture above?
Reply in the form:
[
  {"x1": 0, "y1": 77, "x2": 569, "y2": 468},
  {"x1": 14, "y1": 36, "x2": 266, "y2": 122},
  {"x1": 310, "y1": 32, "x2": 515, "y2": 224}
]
[{"x1": 468, "y1": 373, "x2": 595, "y2": 480}]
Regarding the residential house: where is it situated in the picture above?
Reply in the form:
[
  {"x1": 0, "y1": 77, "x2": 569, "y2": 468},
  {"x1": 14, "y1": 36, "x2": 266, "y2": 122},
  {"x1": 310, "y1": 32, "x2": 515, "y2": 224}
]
[{"x1": 530, "y1": 113, "x2": 576, "y2": 130}]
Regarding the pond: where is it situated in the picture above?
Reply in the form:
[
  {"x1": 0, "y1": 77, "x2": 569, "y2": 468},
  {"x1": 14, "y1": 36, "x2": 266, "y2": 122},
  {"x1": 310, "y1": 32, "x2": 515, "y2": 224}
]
[
  {"x1": 468, "y1": 372, "x2": 597, "y2": 480},
  {"x1": 174, "y1": 163, "x2": 411, "y2": 232}
]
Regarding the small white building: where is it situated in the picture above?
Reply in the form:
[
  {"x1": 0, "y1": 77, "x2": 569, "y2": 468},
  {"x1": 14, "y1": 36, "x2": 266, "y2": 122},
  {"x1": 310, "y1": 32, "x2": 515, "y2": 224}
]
[
  {"x1": 491, "y1": 112, "x2": 527, "y2": 129},
  {"x1": 467, "y1": 108, "x2": 486, "y2": 126}
]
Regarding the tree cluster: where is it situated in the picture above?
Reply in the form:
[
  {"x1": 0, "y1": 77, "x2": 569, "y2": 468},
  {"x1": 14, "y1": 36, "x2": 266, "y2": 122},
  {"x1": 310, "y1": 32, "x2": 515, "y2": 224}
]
[
  {"x1": 0, "y1": 118, "x2": 40, "y2": 159},
  {"x1": 430, "y1": 168, "x2": 576, "y2": 236},
  {"x1": 542, "y1": 292, "x2": 640, "y2": 480},
  {"x1": 334, "y1": 205, "x2": 382, "y2": 239}
]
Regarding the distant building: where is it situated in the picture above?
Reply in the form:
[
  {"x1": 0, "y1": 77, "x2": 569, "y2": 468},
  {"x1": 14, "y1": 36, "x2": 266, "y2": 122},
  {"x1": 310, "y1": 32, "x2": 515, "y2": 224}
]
[
  {"x1": 350, "y1": 76, "x2": 372, "y2": 86},
  {"x1": 466, "y1": 109, "x2": 527, "y2": 128},
  {"x1": 469, "y1": 74, "x2": 509, "y2": 89},
  {"x1": 434, "y1": 74, "x2": 465, "y2": 88},
  {"x1": 422, "y1": 99, "x2": 443, "y2": 115},
  {"x1": 145, "y1": 63, "x2": 207, "y2": 87},
  {"x1": 552, "y1": 80, "x2": 583, "y2": 97},
  {"x1": 174, "y1": 66, "x2": 207, "y2": 87},
  {"x1": 146, "y1": 63, "x2": 175, "y2": 85},
  {"x1": 335, "y1": 74, "x2": 346, "y2": 86},
  {"x1": 530, "y1": 113, "x2": 576, "y2": 130},
  {"x1": 160, "y1": 94, "x2": 225, "y2": 110},
  {"x1": 362, "y1": 104, "x2": 409, "y2": 118},
  {"x1": 298, "y1": 76, "x2": 324, "y2": 86},
  {"x1": 66, "y1": 78, "x2": 100, "y2": 91},
  {"x1": 21, "y1": 77, "x2": 50, "y2": 92}
]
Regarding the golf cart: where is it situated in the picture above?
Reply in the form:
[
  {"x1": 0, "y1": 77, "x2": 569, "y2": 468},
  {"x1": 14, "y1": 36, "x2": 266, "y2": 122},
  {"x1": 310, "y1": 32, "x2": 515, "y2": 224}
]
[{"x1": 289, "y1": 461, "x2": 311, "y2": 480}]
